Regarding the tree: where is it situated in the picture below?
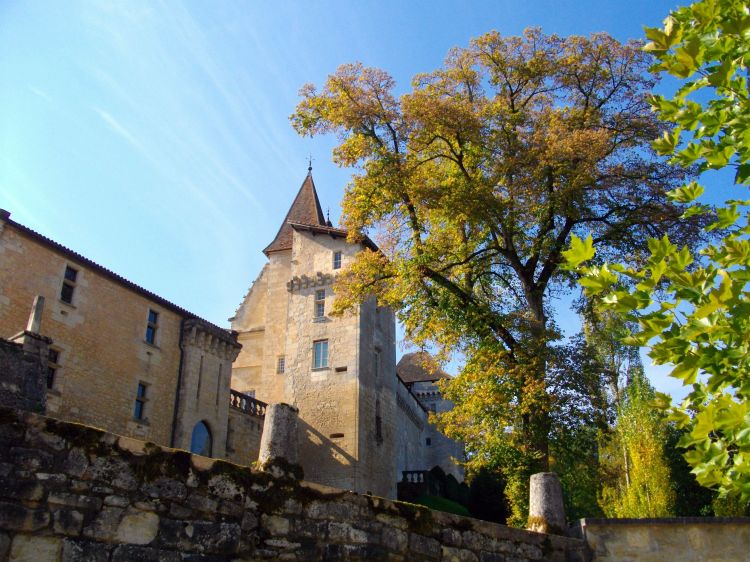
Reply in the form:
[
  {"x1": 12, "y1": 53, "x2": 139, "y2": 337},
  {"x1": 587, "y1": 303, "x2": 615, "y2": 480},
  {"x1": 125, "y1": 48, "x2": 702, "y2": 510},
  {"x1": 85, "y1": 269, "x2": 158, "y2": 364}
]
[
  {"x1": 292, "y1": 29, "x2": 704, "y2": 522},
  {"x1": 551, "y1": 310, "x2": 643, "y2": 521},
  {"x1": 598, "y1": 371, "x2": 675, "y2": 517},
  {"x1": 571, "y1": 0, "x2": 750, "y2": 501}
]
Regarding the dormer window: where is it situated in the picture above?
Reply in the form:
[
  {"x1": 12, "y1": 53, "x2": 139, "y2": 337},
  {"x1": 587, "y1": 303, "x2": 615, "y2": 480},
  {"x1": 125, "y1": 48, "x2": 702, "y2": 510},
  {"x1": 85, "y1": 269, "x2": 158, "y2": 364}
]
[{"x1": 333, "y1": 251, "x2": 342, "y2": 270}]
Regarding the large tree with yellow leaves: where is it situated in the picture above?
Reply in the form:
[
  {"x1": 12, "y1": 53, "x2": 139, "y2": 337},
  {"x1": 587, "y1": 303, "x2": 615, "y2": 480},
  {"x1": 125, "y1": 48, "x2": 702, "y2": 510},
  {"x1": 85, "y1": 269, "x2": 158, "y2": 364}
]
[{"x1": 292, "y1": 28, "x2": 704, "y2": 520}]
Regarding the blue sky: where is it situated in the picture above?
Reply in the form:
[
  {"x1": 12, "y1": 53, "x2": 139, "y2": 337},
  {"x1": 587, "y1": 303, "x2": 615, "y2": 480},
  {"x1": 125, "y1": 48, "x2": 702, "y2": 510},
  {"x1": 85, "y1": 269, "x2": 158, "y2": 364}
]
[{"x1": 0, "y1": 0, "x2": 713, "y2": 398}]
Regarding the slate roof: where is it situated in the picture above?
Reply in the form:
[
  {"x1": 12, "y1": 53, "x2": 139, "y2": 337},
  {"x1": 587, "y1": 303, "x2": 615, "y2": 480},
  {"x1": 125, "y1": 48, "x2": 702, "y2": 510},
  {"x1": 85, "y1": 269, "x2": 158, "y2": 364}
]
[
  {"x1": 396, "y1": 352, "x2": 451, "y2": 384},
  {"x1": 263, "y1": 171, "x2": 379, "y2": 255},
  {"x1": 263, "y1": 171, "x2": 327, "y2": 255}
]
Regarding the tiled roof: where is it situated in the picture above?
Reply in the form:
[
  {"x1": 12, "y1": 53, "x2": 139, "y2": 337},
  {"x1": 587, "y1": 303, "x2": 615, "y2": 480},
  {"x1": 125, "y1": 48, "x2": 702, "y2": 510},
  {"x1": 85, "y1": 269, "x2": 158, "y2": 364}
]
[
  {"x1": 396, "y1": 352, "x2": 451, "y2": 384},
  {"x1": 263, "y1": 172, "x2": 380, "y2": 255},
  {"x1": 263, "y1": 172, "x2": 327, "y2": 255},
  {"x1": 0, "y1": 209, "x2": 236, "y2": 341}
]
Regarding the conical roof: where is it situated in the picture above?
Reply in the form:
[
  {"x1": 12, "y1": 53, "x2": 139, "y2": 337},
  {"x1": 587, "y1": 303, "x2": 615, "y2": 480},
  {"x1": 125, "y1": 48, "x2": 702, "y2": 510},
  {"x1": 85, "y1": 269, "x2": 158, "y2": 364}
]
[
  {"x1": 263, "y1": 171, "x2": 327, "y2": 255},
  {"x1": 396, "y1": 352, "x2": 451, "y2": 384}
]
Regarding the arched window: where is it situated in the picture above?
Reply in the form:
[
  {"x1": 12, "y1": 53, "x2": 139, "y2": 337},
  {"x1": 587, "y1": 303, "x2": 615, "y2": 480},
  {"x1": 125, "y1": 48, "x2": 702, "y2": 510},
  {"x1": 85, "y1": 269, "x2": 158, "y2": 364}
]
[{"x1": 190, "y1": 421, "x2": 212, "y2": 457}]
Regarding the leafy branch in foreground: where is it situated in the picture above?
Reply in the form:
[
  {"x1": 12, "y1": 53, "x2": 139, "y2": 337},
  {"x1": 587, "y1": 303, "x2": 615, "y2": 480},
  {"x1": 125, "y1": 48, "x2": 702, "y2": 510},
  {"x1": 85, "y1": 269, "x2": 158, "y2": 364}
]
[{"x1": 572, "y1": 0, "x2": 750, "y2": 500}]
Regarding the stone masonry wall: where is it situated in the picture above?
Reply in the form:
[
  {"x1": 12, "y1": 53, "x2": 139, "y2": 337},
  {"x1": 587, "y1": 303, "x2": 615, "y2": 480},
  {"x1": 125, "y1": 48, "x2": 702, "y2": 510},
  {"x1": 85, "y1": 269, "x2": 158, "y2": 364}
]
[
  {"x1": 0, "y1": 219, "x2": 183, "y2": 446},
  {"x1": 225, "y1": 407, "x2": 263, "y2": 467},
  {"x1": 0, "y1": 338, "x2": 47, "y2": 414},
  {"x1": 579, "y1": 517, "x2": 750, "y2": 562},
  {"x1": 0, "y1": 406, "x2": 588, "y2": 561}
]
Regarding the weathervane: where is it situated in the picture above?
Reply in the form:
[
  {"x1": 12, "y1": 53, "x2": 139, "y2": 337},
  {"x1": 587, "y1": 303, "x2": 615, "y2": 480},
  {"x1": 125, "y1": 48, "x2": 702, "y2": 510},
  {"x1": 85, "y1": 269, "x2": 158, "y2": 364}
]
[{"x1": 308, "y1": 154, "x2": 314, "y2": 173}]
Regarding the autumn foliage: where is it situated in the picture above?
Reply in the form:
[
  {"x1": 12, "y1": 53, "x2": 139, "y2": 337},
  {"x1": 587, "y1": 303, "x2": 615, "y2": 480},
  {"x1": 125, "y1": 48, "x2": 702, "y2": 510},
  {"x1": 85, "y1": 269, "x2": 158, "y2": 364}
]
[{"x1": 293, "y1": 28, "x2": 704, "y2": 523}]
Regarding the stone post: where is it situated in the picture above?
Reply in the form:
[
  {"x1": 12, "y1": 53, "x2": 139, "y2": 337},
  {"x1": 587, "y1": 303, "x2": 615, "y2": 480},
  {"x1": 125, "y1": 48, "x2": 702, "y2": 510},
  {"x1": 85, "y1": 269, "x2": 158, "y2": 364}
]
[
  {"x1": 527, "y1": 472, "x2": 566, "y2": 534},
  {"x1": 258, "y1": 403, "x2": 299, "y2": 466},
  {"x1": 26, "y1": 295, "x2": 45, "y2": 334}
]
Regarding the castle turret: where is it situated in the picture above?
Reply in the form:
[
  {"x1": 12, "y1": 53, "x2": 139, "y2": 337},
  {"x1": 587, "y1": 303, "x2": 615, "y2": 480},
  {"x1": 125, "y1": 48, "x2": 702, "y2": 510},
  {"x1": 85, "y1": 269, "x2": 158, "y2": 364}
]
[
  {"x1": 263, "y1": 168, "x2": 327, "y2": 256},
  {"x1": 231, "y1": 170, "x2": 397, "y2": 498}
]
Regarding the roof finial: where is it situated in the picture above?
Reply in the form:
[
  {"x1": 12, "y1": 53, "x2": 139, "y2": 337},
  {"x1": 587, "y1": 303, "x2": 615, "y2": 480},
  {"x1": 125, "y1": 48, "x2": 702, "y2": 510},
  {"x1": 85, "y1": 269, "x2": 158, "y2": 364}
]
[
  {"x1": 326, "y1": 208, "x2": 333, "y2": 227},
  {"x1": 307, "y1": 154, "x2": 313, "y2": 173}
]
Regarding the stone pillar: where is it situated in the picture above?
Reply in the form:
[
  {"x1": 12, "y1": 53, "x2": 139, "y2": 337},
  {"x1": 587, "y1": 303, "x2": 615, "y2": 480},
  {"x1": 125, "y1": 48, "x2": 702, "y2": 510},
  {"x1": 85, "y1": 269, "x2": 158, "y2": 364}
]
[
  {"x1": 2, "y1": 332, "x2": 51, "y2": 414},
  {"x1": 258, "y1": 403, "x2": 299, "y2": 466},
  {"x1": 26, "y1": 295, "x2": 45, "y2": 333},
  {"x1": 527, "y1": 472, "x2": 566, "y2": 534}
]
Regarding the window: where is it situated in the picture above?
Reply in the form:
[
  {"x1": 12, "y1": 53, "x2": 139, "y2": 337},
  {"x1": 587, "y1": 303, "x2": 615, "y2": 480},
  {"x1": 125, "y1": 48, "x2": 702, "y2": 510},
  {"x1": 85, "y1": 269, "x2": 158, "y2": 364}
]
[
  {"x1": 314, "y1": 289, "x2": 326, "y2": 318},
  {"x1": 375, "y1": 399, "x2": 383, "y2": 445},
  {"x1": 133, "y1": 382, "x2": 148, "y2": 421},
  {"x1": 333, "y1": 251, "x2": 342, "y2": 270},
  {"x1": 145, "y1": 309, "x2": 158, "y2": 345},
  {"x1": 190, "y1": 421, "x2": 212, "y2": 457},
  {"x1": 60, "y1": 266, "x2": 78, "y2": 304},
  {"x1": 426, "y1": 437, "x2": 432, "y2": 446},
  {"x1": 47, "y1": 348, "x2": 61, "y2": 389},
  {"x1": 313, "y1": 340, "x2": 329, "y2": 369},
  {"x1": 277, "y1": 356, "x2": 286, "y2": 374}
]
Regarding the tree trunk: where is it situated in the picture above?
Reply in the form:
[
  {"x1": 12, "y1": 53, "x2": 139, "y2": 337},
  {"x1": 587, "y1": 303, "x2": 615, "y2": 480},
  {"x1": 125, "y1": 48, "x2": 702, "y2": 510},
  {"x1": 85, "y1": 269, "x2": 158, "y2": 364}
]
[{"x1": 525, "y1": 289, "x2": 551, "y2": 472}]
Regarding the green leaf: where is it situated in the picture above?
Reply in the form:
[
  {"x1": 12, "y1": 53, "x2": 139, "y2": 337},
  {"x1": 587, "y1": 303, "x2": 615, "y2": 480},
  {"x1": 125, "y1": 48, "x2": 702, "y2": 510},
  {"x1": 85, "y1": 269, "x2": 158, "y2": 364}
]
[
  {"x1": 671, "y1": 355, "x2": 700, "y2": 385},
  {"x1": 714, "y1": 401, "x2": 749, "y2": 432},
  {"x1": 711, "y1": 205, "x2": 740, "y2": 230},
  {"x1": 579, "y1": 264, "x2": 619, "y2": 295},
  {"x1": 647, "y1": 235, "x2": 677, "y2": 259},
  {"x1": 653, "y1": 129, "x2": 681, "y2": 155},
  {"x1": 736, "y1": 163, "x2": 750, "y2": 185},
  {"x1": 667, "y1": 181, "x2": 704, "y2": 203},
  {"x1": 562, "y1": 234, "x2": 595, "y2": 269},
  {"x1": 671, "y1": 245, "x2": 694, "y2": 270},
  {"x1": 666, "y1": 407, "x2": 691, "y2": 428},
  {"x1": 653, "y1": 392, "x2": 673, "y2": 410}
]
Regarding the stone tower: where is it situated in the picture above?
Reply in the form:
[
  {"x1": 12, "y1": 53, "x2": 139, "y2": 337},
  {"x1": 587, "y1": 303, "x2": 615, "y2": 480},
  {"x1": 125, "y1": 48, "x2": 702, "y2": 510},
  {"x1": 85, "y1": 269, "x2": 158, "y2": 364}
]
[{"x1": 230, "y1": 171, "x2": 397, "y2": 498}]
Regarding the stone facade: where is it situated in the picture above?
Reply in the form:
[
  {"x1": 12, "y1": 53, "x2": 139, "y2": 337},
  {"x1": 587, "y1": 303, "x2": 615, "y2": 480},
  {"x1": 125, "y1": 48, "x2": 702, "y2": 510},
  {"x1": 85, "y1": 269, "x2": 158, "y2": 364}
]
[
  {"x1": 0, "y1": 333, "x2": 48, "y2": 414},
  {"x1": 0, "y1": 171, "x2": 461, "y2": 499},
  {"x1": 231, "y1": 180, "x2": 399, "y2": 497},
  {"x1": 578, "y1": 517, "x2": 750, "y2": 561},
  {"x1": 0, "y1": 407, "x2": 589, "y2": 561},
  {"x1": 0, "y1": 210, "x2": 261, "y2": 467},
  {"x1": 396, "y1": 353, "x2": 465, "y2": 482},
  {"x1": 230, "y1": 172, "x2": 461, "y2": 499}
]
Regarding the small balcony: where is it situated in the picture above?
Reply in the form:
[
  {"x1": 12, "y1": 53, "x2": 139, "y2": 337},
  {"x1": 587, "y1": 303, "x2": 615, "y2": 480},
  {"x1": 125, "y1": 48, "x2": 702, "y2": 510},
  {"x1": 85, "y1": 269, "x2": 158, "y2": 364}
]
[{"x1": 229, "y1": 389, "x2": 267, "y2": 418}]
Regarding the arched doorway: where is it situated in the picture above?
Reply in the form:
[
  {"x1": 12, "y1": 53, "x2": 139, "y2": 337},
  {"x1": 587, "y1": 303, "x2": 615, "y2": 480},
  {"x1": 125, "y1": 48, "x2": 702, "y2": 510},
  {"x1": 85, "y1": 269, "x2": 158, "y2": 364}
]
[{"x1": 190, "y1": 421, "x2": 212, "y2": 457}]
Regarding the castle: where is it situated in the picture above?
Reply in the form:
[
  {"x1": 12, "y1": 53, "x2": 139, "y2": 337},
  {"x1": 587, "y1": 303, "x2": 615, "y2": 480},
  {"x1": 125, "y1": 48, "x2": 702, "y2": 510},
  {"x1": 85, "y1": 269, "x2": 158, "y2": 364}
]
[{"x1": 0, "y1": 170, "x2": 462, "y2": 499}]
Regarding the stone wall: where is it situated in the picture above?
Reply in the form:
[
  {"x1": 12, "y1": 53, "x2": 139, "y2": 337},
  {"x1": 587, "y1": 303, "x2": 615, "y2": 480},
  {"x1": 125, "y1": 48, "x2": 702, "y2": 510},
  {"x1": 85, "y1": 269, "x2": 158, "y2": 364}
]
[
  {"x1": 579, "y1": 517, "x2": 750, "y2": 562},
  {"x1": 231, "y1": 226, "x2": 400, "y2": 499},
  {"x1": 395, "y1": 377, "x2": 426, "y2": 477},
  {"x1": 411, "y1": 380, "x2": 465, "y2": 482},
  {"x1": 0, "y1": 218, "x2": 184, "y2": 446},
  {"x1": 0, "y1": 214, "x2": 243, "y2": 465},
  {"x1": 0, "y1": 406, "x2": 588, "y2": 561},
  {"x1": 225, "y1": 407, "x2": 263, "y2": 466},
  {"x1": 0, "y1": 336, "x2": 47, "y2": 414}
]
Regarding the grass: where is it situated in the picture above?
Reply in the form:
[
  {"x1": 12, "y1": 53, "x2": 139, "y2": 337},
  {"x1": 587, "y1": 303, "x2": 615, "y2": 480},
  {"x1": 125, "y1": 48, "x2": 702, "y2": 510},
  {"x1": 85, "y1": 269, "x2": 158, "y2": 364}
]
[{"x1": 414, "y1": 494, "x2": 470, "y2": 517}]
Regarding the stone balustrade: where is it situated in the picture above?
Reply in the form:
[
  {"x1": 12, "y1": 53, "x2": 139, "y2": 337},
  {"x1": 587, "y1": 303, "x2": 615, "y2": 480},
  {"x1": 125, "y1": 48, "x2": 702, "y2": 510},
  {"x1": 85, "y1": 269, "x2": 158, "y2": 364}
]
[
  {"x1": 229, "y1": 389, "x2": 267, "y2": 418},
  {"x1": 402, "y1": 470, "x2": 428, "y2": 484}
]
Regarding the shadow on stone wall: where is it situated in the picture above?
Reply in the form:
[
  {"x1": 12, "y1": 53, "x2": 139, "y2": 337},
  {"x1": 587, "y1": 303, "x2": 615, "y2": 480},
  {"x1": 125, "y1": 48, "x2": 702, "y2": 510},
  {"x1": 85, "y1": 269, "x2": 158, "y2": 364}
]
[{"x1": 0, "y1": 406, "x2": 588, "y2": 561}]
